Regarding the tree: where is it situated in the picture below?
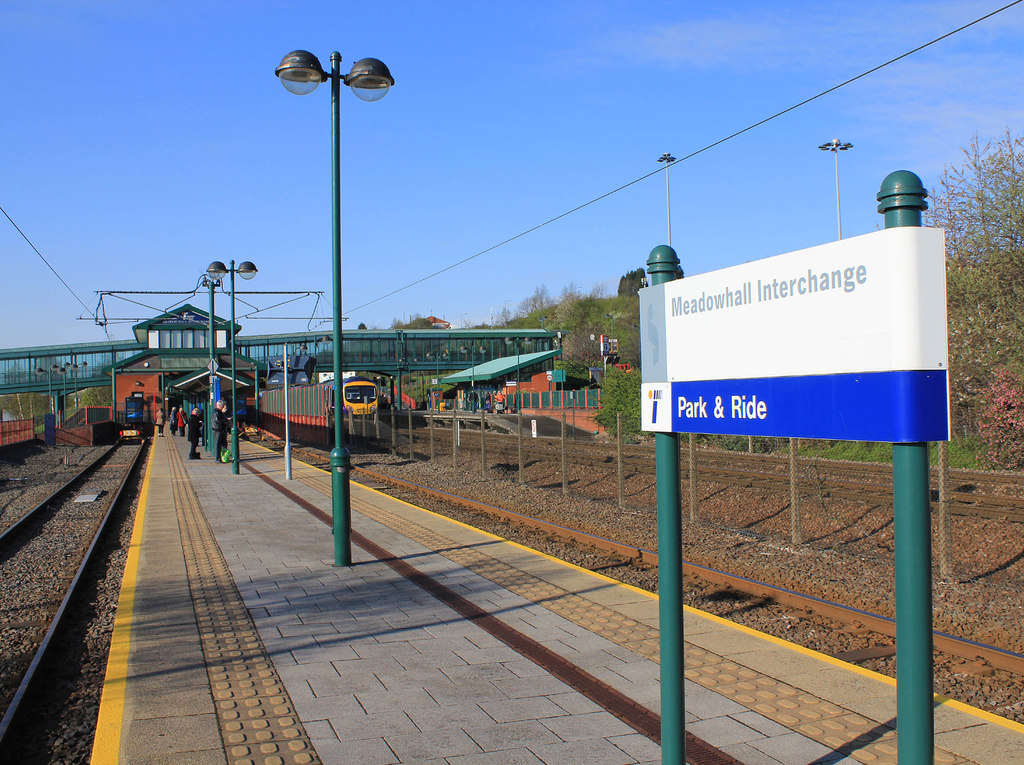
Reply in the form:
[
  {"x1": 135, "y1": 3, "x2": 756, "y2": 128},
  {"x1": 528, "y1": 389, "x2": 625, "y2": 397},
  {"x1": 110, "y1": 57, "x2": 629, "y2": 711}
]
[
  {"x1": 390, "y1": 314, "x2": 434, "y2": 330},
  {"x1": 617, "y1": 268, "x2": 645, "y2": 297},
  {"x1": 80, "y1": 386, "x2": 111, "y2": 407},
  {"x1": 0, "y1": 392, "x2": 50, "y2": 419},
  {"x1": 517, "y1": 285, "x2": 553, "y2": 317},
  {"x1": 926, "y1": 131, "x2": 1024, "y2": 432}
]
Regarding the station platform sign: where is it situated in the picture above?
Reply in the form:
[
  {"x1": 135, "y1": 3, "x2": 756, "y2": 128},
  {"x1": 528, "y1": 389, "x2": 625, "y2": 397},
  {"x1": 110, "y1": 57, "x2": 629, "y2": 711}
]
[{"x1": 639, "y1": 227, "x2": 950, "y2": 443}]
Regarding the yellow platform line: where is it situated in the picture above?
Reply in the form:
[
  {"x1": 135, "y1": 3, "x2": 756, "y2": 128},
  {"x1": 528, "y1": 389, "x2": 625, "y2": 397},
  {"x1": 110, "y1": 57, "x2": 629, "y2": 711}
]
[{"x1": 89, "y1": 443, "x2": 157, "y2": 764}]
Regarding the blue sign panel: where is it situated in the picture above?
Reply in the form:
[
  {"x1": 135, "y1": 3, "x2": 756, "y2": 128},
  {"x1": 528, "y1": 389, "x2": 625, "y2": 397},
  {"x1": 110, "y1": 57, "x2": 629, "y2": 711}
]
[{"x1": 654, "y1": 370, "x2": 948, "y2": 442}]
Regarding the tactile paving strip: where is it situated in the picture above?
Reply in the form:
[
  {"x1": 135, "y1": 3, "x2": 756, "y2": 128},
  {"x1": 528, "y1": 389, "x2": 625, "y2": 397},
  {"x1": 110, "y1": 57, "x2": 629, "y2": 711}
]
[
  {"x1": 169, "y1": 446, "x2": 320, "y2": 765},
  {"x1": 288, "y1": 458, "x2": 973, "y2": 764}
]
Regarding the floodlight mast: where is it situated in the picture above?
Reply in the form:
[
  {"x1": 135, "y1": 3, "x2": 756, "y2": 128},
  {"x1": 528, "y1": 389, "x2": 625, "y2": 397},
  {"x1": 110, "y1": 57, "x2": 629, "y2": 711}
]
[{"x1": 818, "y1": 139, "x2": 853, "y2": 239}]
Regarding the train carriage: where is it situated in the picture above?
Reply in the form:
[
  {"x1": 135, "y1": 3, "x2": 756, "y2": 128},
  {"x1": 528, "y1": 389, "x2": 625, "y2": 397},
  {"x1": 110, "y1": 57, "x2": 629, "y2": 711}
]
[{"x1": 341, "y1": 376, "x2": 378, "y2": 416}]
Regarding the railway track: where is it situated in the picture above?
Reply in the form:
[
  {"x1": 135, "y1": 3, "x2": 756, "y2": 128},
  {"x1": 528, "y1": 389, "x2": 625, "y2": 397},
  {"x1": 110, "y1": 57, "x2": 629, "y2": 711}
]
[
  {"x1": 0, "y1": 441, "x2": 145, "y2": 752},
  {"x1": 383, "y1": 418, "x2": 1024, "y2": 521},
  {"x1": 351, "y1": 463, "x2": 1024, "y2": 679},
  {"x1": 268, "y1": 438, "x2": 1024, "y2": 675},
  {"x1": 259, "y1": 435, "x2": 1024, "y2": 720}
]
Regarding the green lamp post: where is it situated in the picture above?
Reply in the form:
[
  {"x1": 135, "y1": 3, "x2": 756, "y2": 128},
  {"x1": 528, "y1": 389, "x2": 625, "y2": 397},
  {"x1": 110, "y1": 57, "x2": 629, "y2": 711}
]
[
  {"x1": 36, "y1": 367, "x2": 54, "y2": 413},
  {"x1": 200, "y1": 270, "x2": 221, "y2": 456},
  {"x1": 206, "y1": 260, "x2": 258, "y2": 475},
  {"x1": 276, "y1": 49, "x2": 394, "y2": 566}
]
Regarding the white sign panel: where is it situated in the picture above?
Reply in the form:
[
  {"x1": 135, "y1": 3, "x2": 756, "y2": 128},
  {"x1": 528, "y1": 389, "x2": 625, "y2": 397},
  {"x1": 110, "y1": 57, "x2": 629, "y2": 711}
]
[{"x1": 640, "y1": 227, "x2": 949, "y2": 442}]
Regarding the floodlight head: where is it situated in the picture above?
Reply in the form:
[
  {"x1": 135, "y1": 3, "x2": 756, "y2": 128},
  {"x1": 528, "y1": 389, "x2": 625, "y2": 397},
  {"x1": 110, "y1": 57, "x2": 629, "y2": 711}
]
[
  {"x1": 237, "y1": 261, "x2": 259, "y2": 280},
  {"x1": 207, "y1": 261, "x2": 229, "y2": 279},
  {"x1": 276, "y1": 50, "x2": 327, "y2": 95},
  {"x1": 346, "y1": 58, "x2": 394, "y2": 101}
]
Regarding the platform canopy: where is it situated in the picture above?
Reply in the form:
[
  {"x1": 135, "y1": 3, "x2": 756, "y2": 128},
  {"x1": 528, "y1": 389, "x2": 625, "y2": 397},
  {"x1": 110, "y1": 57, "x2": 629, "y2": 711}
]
[
  {"x1": 170, "y1": 367, "x2": 256, "y2": 395},
  {"x1": 441, "y1": 349, "x2": 561, "y2": 384}
]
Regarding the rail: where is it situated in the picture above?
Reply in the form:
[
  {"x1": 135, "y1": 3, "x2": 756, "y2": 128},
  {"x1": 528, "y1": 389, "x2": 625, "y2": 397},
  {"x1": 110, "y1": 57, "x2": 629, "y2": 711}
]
[
  {"x1": 351, "y1": 463, "x2": 1024, "y2": 678},
  {"x1": 356, "y1": 413, "x2": 1024, "y2": 522},
  {"x1": 0, "y1": 443, "x2": 145, "y2": 749}
]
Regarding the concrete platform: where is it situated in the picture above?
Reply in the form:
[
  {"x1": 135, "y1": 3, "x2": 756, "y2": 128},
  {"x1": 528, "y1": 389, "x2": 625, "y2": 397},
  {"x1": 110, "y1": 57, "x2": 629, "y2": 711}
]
[{"x1": 90, "y1": 434, "x2": 1024, "y2": 764}]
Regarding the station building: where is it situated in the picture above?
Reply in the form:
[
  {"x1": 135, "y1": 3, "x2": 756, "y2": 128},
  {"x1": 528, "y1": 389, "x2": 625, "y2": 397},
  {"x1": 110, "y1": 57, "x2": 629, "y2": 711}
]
[{"x1": 0, "y1": 305, "x2": 560, "y2": 427}]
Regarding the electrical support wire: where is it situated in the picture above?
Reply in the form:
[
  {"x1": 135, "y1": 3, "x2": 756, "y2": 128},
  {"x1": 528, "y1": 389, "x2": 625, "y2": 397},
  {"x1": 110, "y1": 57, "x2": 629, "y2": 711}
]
[
  {"x1": 89, "y1": 288, "x2": 325, "y2": 325},
  {"x1": 0, "y1": 202, "x2": 91, "y2": 314},
  {"x1": 0, "y1": 201, "x2": 114, "y2": 339},
  {"x1": 306, "y1": 292, "x2": 327, "y2": 332},
  {"x1": 89, "y1": 290, "x2": 202, "y2": 326},
  {"x1": 236, "y1": 290, "x2": 321, "y2": 320},
  {"x1": 348, "y1": 0, "x2": 1023, "y2": 315}
]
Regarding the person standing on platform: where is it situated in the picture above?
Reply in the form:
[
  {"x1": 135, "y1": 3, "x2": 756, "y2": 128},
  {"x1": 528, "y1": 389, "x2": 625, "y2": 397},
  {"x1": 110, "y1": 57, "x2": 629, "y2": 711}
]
[
  {"x1": 155, "y1": 407, "x2": 165, "y2": 437},
  {"x1": 176, "y1": 407, "x2": 186, "y2": 436},
  {"x1": 187, "y1": 407, "x2": 202, "y2": 459},
  {"x1": 168, "y1": 406, "x2": 177, "y2": 436},
  {"x1": 214, "y1": 399, "x2": 229, "y2": 462}
]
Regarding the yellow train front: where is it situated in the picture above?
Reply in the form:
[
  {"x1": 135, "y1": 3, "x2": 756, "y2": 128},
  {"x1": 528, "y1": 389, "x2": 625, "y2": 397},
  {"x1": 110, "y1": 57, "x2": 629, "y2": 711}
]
[{"x1": 342, "y1": 376, "x2": 378, "y2": 416}]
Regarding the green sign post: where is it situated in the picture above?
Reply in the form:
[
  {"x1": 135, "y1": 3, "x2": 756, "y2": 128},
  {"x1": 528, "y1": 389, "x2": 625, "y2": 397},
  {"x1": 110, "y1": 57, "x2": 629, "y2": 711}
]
[
  {"x1": 646, "y1": 244, "x2": 685, "y2": 763},
  {"x1": 878, "y1": 170, "x2": 934, "y2": 764}
]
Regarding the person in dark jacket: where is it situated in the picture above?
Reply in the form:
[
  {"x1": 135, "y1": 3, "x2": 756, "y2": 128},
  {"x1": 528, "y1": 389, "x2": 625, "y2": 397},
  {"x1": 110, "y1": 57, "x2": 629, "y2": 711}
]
[
  {"x1": 214, "y1": 399, "x2": 229, "y2": 462},
  {"x1": 187, "y1": 407, "x2": 203, "y2": 459}
]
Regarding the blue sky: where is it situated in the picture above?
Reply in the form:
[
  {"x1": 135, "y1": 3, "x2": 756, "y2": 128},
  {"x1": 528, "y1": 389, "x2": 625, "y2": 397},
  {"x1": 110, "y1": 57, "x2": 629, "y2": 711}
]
[{"x1": 2, "y1": 0, "x2": 1023, "y2": 348}]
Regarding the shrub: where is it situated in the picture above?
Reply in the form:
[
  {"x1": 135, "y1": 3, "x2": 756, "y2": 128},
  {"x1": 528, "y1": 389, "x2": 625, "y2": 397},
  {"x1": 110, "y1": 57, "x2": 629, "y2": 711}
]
[
  {"x1": 596, "y1": 367, "x2": 641, "y2": 436},
  {"x1": 977, "y1": 367, "x2": 1024, "y2": 469}
]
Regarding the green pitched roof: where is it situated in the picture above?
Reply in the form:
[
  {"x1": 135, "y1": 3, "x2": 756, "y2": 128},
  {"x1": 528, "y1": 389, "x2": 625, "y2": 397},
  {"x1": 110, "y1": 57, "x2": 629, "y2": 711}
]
[
  {"x1": 441, "y1": 349, "x2": 561, "y2": 384},
  {"x1": 131, "y1": 304, "x2": 232, "y2": 343}
]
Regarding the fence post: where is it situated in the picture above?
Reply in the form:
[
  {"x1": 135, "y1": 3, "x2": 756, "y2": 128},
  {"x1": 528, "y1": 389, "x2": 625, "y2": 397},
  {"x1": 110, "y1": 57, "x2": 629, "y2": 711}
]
[
  {"x1": 390, "y1": 409, "x2": 397, "y2": 456},
  {"x1": 938, "y1": 442, "x2": 951, "y2": 579},
  {"x1": 561, "y1": 412, "x2": 568, "y2": 496},
  {"x1": 452, "y1": 410, "x2": 458, "y2": 469},
  {"x1": 480, "y1": 409, "x2": 487, "y2": 478},
  {"x1": 408, "y1": 409, "x2": 414, "y2": 460},
  {"x1": 616, "y1": 412, "x2": 625, "y2": 509},
  {"x1": 517, "y1": 406, "x2": 524, "y2": 485},
  {"x1": 688, "y1": 433, "x2": 698, "y2": 522},
  {"x1": 790, "y1": 437, "x2": 801, "y2": 544}
]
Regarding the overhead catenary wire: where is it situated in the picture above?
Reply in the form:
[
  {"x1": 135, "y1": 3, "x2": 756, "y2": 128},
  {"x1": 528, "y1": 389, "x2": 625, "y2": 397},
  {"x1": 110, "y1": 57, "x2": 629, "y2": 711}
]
[
  {"x1": 87, "y1": 289, "x2": 326, "y2": 325},
  {"x1": 348, "y1": 0, "x2": 1023, "y2": 316},
  {"x1": 0, "y1": 202, "x2": 112, "y2": 339}
]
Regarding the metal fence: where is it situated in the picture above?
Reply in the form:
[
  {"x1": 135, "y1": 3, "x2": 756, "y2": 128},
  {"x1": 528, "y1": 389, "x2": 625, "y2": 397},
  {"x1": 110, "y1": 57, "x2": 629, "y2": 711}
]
[
  {"x1": 0, "y1": 418, "x2": 35, "y2": 446},
  {"x1": 516, "y1": 389, "x2": 601, "y2": 410}
]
